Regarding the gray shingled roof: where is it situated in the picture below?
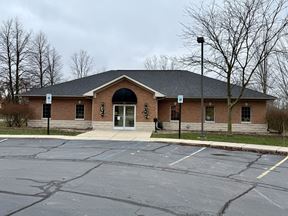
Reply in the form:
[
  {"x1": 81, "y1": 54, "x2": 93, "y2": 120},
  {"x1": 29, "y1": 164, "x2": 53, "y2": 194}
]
[{"x1": 21, "y1": 70, "x2": 275, "y2": 100}]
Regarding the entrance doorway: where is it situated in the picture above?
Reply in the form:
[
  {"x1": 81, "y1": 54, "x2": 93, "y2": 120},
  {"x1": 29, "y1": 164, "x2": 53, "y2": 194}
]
[{"x1": 113, "y1": 105, "x2": 136, "y2": 129}]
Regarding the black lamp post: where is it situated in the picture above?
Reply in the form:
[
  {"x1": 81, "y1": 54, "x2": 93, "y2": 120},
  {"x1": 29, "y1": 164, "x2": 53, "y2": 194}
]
[{"x1": 197, "y1": 37, "x2": 205, "y2": 139}]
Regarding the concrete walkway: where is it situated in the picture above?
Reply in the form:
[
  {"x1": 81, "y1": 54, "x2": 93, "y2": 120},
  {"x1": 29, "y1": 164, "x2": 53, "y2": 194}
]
[{"x1": 76, "y1": 129, "x2": 152, "y2": 141}]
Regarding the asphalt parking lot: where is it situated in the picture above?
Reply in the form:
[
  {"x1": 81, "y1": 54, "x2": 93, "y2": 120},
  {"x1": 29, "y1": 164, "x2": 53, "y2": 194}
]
[{"x1": 0, "y1": 138, "x2": 287, "y2": 216}]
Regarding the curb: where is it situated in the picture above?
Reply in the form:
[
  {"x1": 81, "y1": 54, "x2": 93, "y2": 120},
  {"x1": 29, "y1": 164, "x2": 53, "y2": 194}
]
[
  {"x1": 0, "y1": 135, "x2": 287, "y2": 155},
  {"x1": 0, "y1": 135, "x2": 69, "y2": 140},
  {"x1": 149, "y1": 138, "x2": 288, "y2": 156},
  {"x1": 0, "y1": 135, "x2": 151, "y2": 142}
]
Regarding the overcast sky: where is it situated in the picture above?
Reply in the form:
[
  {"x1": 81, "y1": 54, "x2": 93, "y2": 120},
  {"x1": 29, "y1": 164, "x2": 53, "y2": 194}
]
[
  {"x1": 0, "y1": 0, "x2": 198, "y2": 75},
  {"x1": 0, "y1": 0, "x2": 206, "y2": 79}
]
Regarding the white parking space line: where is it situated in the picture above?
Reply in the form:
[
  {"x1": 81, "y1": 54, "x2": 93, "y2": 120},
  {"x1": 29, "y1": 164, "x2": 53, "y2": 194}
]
[
  {"x1": 0, "y1": 139, "x2": 7, "y2": 143},
  {"x1": 254, "y1": 189, "x2": 284, "y2": 209},
  {"x1": 257, "y1": 155, "x2": 288, "y2": 179},
  {"x1": 169, "y1": 147, "x2": 206, "y2": 166}
]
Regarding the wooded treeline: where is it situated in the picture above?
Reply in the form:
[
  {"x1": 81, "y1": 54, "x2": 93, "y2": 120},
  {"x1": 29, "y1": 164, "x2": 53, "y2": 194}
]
[
  {"x1": 0, "y1": 18, "x2": 63, "y2": 103},
  {"x1": 0, "y1": 18, "x2": 96, "y2": 104}
]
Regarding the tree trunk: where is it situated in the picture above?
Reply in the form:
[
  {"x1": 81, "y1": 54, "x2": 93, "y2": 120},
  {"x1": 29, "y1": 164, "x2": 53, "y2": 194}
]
[
  {"x1": 15, "y1": 49, "x2": 20, "y2": 103},
  {"x1": 227, "y1": 72, "x2": 233, "y2": 135},
  {"x1": 227, "y1": 98, "x2": 233, "y2": 135},
  {"x1": 8, "y1": 58, "x2": 14, "y2": 101},
  {"x1": 6, "y1": 37, "x2": 14, "y2": 102}
]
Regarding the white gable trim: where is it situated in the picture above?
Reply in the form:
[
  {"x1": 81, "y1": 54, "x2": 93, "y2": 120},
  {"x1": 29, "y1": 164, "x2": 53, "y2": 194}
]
[{"x1": 83, "y1": 75, "x2": 165, "y2": 97}]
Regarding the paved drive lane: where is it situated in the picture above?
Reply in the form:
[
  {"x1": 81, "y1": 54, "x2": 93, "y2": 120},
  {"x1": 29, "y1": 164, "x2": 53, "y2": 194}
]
[{"x1": 0, "y1": 138, "x2": 287, "y2": 216}]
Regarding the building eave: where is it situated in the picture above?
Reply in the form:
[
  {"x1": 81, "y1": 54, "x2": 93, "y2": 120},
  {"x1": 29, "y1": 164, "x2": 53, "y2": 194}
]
[{"x1": 22, "y1": 95, "x2": 92, "y2": 98}]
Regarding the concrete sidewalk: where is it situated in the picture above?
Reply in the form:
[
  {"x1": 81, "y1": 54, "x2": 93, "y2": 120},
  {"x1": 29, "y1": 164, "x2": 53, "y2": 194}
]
[
  {"x1": 76, "y1": 129, "x2": 152, "y2": 141},
  {"x1": 0, "y1": 134, "x2": 287, "y2": 155}
]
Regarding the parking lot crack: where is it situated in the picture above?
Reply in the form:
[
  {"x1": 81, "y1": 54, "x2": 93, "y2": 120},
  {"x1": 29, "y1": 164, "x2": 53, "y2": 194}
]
[
  {"x1": 59, "y1": 189, "x2": 182, "y2": 216},
  {"x1": 217, "y1": 184, "x2": 256, "y2": 216},
  {"x1": 8, "y1": 163, "x2": 103, "y2": 215},
  {"x1": 31, "y1": 140, "x2": 68, "y2": 158},
  {"x1": 83, "y1": 150, "x2": 111, "y2": 160},
  {"x1": 63, "y1": 163, "x2": 103, "y2": 183},
  {"x1": 6, "y1": 196, "x2": 50, "y2": 216},
  {"x1": 226, "y1": 154, "x2": 262, "y2": 178},
  {"x1": 16, "y1": 178, "x2": 49, "y2": 184},
  {"x1": 0, "y1": 190, "x2": 43, "y2": 198},
  {"x1": 9, "y1": 155, "x2": 288, "y2": 194},
  {"x1": 151, "y1": 144, "x2": 170, "y2": 152},
  {"x1": 134, "y1": 207, "x2": 142, "y2": 215}
]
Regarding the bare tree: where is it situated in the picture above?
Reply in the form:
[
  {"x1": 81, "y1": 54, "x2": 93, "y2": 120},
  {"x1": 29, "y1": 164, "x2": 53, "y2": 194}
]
[
  {"x1": 144, "y1": 55, "x2": 181, "y2": 70},
  {"x1": 0, "y1": 19, "x2": 14, "y2": 101},
  {"x1": 70, "y1": 50, "x2": 93, "y2": 79},
  {"x1": 13, "y1": 19, "x2": 31, "y2": 102},
  {"x1": 246, "y1": 46, "x2": 275, "y2": 94},
  {"x1": 0, "y1": 18, "x2": 30, "y2": 103},
  {"x1": 29, "y1": 31, "x2": 49, "y2": 88},
  {"x1": 275, "y1": 39, "x2": 288, "y2": 105},
  {"x1": 252, "y1": 56, "x2": 270, "y2": 94},
  {"x1": 45, "y1": 46, "x2": 63, "y2": 85},
  {"x1": 183, "y1": 0, "x2": 288, "y2": 134}
]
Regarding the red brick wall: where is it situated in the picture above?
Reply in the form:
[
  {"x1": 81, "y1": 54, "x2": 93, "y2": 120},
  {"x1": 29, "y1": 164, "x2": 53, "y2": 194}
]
[
  {"x1": 26, "y1": 91, "x2": 267, "y2": 125},
  {"x1": 28, "y1": 97, "x2": 92, "y2": 120},
  {"x1": 158, "y1": 99, "x2": 267, "y2": 124},
  {"x1": 92, "y1": 79, "x2": 157, "y2": 122}
]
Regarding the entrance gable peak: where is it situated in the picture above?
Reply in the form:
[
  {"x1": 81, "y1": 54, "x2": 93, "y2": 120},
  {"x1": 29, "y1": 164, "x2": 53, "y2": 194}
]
[{"x1": 83, "y1": 75, "x2": 165, "y2": 98}]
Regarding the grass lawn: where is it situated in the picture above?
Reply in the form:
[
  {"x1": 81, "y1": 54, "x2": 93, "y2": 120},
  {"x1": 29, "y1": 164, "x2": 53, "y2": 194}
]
[
  {"x1": 151, "y1": 132, "x2": 288, "y2": 147},
  {"x1": 0, "y1": 122, "x2": 81, "y2": 136}
]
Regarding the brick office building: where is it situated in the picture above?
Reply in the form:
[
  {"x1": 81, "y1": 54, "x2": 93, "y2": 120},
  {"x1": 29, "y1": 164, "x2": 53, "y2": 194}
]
[{"x1": 22, "y1": 70, "x2": 274, "y2": 133}]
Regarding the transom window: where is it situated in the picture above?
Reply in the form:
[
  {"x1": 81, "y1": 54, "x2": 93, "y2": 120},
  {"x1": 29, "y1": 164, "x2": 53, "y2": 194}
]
[
  {"x1": 42, "y1": 104, "x2": 51, "y2": 118},
  {"x1": 170, "y1": 105, "x2": 180, "y2": 121},
  {"x1": 205, "y1": 106, "x2": 215, "y2": 122},
  {"x1": 112, "y1": 88, "x2": 137, "y2": 104},
  {"x1": 241, "y1": 107, "x2": 251, "y2": 122},
  {"x1": 76, "y1": 104, "x2": 85, "y2": 119}
]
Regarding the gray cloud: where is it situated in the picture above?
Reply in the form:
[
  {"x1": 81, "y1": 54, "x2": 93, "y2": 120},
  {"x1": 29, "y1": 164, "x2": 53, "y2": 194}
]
[{"x1": 0, "y1": 0, "x2": 194, "y2": 79}]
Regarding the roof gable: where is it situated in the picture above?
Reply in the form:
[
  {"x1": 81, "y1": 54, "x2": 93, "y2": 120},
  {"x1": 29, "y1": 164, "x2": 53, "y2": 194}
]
[{"x1": 83, "y1": 75, "x2": 165, "y2": 97}]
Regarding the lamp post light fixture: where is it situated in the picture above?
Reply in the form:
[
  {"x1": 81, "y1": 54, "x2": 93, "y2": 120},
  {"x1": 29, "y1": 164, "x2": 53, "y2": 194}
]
[{"x1": 197, "y1": 37, "x2": 205, "y2": 139}]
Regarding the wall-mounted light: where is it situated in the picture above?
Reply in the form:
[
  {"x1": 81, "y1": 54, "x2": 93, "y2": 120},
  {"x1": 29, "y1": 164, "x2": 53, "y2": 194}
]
[
  {"x1": 245, "y1": 102, "x2": 249, "y2": 107},
  {"x1": 100, "y1": 102, "x2": 105, "y2": 117},
  {"x1": 78, "y1": 100, "x2": 82, "y2": 105},
  {"x1": 143, "y1": 103, "x2": 149, "y2": 119}
]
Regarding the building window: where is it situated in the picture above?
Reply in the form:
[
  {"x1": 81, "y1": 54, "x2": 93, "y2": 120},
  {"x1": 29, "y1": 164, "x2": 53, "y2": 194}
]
[
  {"x1": 76, "y1": 104, "x2": 85, "y2": 119},
  {"x1": 170, "y1": 105, "x2": 179, "y2": 121},
  {"x1": 241, "y1": 107, "x2": 251, "y2": 122},
  {"x1": 205, "y1": 106, "x2": 215, "y2": 122},
  {"x1": 42, "y1": 104, "x2": 51, "y2": 118}
]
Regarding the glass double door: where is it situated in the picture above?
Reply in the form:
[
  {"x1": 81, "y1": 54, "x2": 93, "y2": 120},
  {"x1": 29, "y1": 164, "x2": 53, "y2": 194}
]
[{"x1": 114, "y1": 105, "x2": 135, "y2": 129}]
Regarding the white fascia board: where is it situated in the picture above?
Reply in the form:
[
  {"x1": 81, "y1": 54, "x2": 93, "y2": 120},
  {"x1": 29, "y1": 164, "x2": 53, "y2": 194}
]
[{"x1": 83, "y1": 75, "x2": 165, "y2": 97}]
